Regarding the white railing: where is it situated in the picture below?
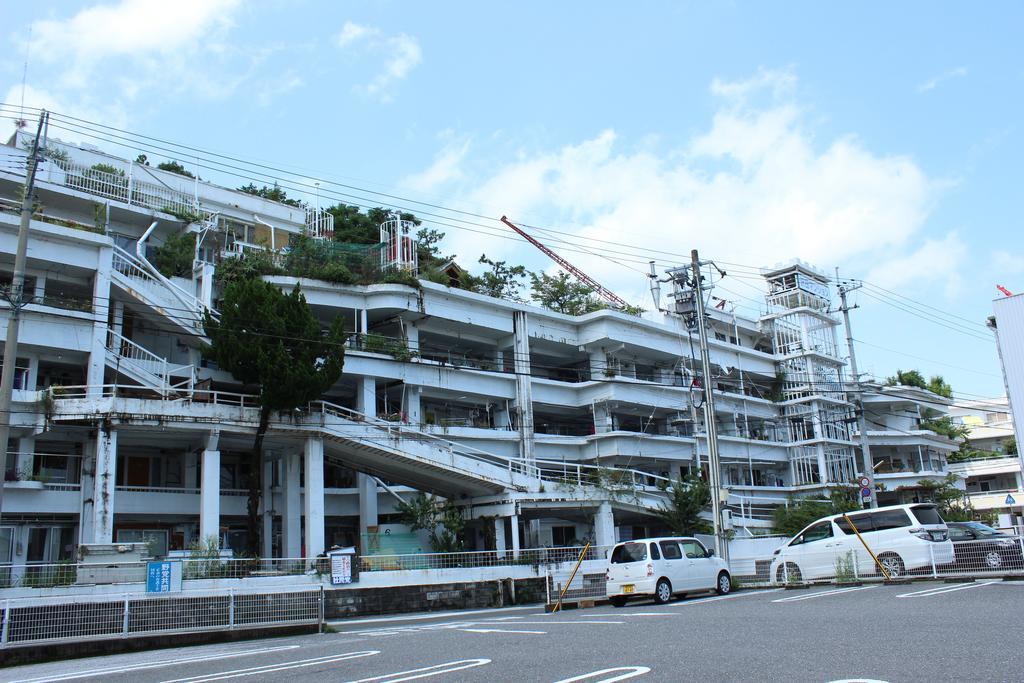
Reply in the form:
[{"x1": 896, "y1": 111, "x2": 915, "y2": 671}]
[
  {"x1": 105, "y1": 329, "x2": 195, "y2": 394},
  {"x1": 47, "y1": 384, "x2": 674, "y2": 503},
  {"x1": 56, "y1": 159, "x2": 205, "y2": 220},
  {"x1": 305, "y1": 206, "x2": 334, "y2": 240}
]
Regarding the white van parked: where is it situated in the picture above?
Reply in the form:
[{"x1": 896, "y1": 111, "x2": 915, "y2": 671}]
[
  {"x1": 769, "y1": 503, "x2": 955, "y2": 582},
  {"x1": 606, "y1": 537, "x2": 731, "y2": 606}
]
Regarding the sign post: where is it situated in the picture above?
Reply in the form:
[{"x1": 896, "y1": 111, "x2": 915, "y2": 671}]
[{"x1": 146, "y1": 561, "x2": 183, "y2": 593}]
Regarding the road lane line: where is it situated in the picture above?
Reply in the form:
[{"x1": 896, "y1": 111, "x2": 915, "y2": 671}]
[
  {"x1": 508, "y1": 620, "x2": 624, "y2": 625},
  {"x1": 772, "y1": 586, "x2": 877, "y2": 603},
  {"x1": 160, "y1": 650, "x2": 380, "y2": 683},
  {"x1": 897, "y1": 581, "x2": 998, "y2": 598},
  {"x1": 458, "y1": 628, "x2": 546, "y2": 634},
  {"x1": 9, "y1": 645, "x2": 302, "y2": 683},
  {"x1": 667, "y1": 589, "x2": 783, "y2": 607},
  {"x1": 555, "y1": 667, "x2": 652, "y2": 682},
  {"x1": 327, "y1": 604, "x2": 539, "y2": 627},
  {"x1": 344, "y1": 658, "x2": 491, "y2": 683}
]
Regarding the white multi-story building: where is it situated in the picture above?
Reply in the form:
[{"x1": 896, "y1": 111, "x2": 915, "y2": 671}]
[
  {"x1": 948, "y1": 397, "x2": 1023, "y2": 522},
  {"x1": 0, "y1": 129, "x2": 960, "y2": 570}
]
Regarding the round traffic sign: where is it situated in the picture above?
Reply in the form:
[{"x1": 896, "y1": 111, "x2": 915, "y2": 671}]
[
  {"x1": 858, "y1": 476, "x2": 870, "y2": 488},
  {"x1": 861, "y1": 487, "x2": 872, "y2": 499}
]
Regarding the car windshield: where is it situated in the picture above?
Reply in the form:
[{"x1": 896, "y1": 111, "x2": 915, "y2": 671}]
[
  {"x1": 610, "y1": 542, "x2": 648, "y2": 563},
  {"x1": 964, "y1": 522, "x2": 1005, "y2": 537}
]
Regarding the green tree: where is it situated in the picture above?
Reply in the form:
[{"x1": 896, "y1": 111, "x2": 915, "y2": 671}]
[
  {"x1": 1004, "y1": 436, "x2": 1017, "y2": 455},
  {"x1": 656, "y1": 475, "x2": 712, "y2": 535},
  {"x1": 529, "y1": 271, "x2": 605, "y2": 316},
  {"x1": 157, "y1": 160, "x2": 195, "y2": 179},
  {"x1": 395, "y1": 492, "x2": 465, "y2": 552},
  {"x1": 152, "y1": 231, "x2": 196, "y2": 278},
  {"x1": 203, "y1": 280, "x2": 346, "y2": 555},
  {"x1": 926, "y1": 375, "x2": 953, "y2": 399},
  {"x1": 886, "y1": 369, "x2": 927, "y2": 390},
  {"x1": 462, "y1": 255, "x2": 527, "y2": 300},
  {"x1": 772, "y1": 488, "x2": 861, "y2": 537},
  {"x1": 238, "y1": 182, "x2": 303, "y2": 207},
  {"x1": 918, "y1": 474, "x2": 974, "y2": 521}
]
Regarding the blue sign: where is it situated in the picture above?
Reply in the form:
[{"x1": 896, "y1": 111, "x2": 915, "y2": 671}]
[
  {"x1": 1007, "y1": 494, "x2": 1017, "y2": 506},
  {"x1": 146, "y1": 561, "x2": 182, "y2": 593},
  {"x1": 861, "y1": 487, "x2": 872, "y2": 499}
]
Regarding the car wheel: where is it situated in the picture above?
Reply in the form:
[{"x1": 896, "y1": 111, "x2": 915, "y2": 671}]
[
  {"x1": 654, "y1": 578, "x2": 672, "y2": 605},
  {"x1": 984, "y1": 550, "x2": 1004, "y2": 569},
  {"x1": 610, "y1": 596, "x2": 627, "y2": 608},
  {"x1": 716, "y1": 571, "x2": 732, "y2": 595},
  {"x1": 878, "y1": 553, "x2": 905, "y2": 578},
  {"x1": 780, "y1": 562, "x2": 802, "y2": 583}
]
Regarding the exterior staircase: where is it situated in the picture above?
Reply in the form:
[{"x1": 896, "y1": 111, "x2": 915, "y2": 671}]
[
  {"x1": 110, "y1": 244, "x2": 212, "y2": 335},
  {"x1": 104, "y1": 329, "x2": 195, "y2": 397}
]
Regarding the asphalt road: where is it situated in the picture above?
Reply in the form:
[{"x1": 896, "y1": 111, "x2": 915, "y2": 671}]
[{"x1": 3, "y1": 580, "x2": 1023, "y2": 683}]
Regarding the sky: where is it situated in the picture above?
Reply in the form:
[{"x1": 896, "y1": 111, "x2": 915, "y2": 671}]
[{"x1": 1, "y1": 1, "x2": 1021, "y2": 401}]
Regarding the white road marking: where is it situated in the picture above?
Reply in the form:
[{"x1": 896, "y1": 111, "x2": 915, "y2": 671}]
[
  {"x1": 503, "y1": 620, "x2": 624, "y2": 625},
  {"x1": 555, "y1": 667, "x2": 652, "y2": 682},
  {"x1": 458, "y1": 627, "x2": 546, "y2": 634},
  {"x1": 897, "y1": 581, "x2": 998, "y2": 598},
  {"x1": 667, "y1": 589, "x2": 783, "y2": 606},
  {"x1": 772, "y1": 586, "x2": 877, "y2": 603},
  {"x1": 8, "y1": 645, "x2": 302, "y2": 683},
  {"x1": 160, "y1": 650, "x2": 380, "y2": 683},
  {"x1": 327, "y1": 605, "x2": 539, "y2": 627},
  {"x1": 344, "y1": 658, "x2": 491, "y2": 683}
]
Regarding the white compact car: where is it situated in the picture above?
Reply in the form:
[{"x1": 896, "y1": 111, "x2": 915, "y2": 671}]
[
  {"x1": 769, "y1": 503, "x2": 955, "y2": 582},
  {"x1": 605, "y1": 536, "x2": 731, "y2": 606}
]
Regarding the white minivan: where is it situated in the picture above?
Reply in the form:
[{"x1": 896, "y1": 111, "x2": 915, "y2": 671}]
[
  {"x1": 606, "y1": 537, "x2": 731, "y2": 606},
  {"x1": 769, "y1": 503, "x2": 955, "y2": 582}
]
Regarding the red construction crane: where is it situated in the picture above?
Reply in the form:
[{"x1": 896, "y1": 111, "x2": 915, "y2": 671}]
[{"x1": 500, "y1": 216, "x2": 630, "y2": 310}]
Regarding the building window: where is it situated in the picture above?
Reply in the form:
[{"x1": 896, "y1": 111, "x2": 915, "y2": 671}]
[{"x1": 552, "y1": 526, "x2": 577, "y2": 547}]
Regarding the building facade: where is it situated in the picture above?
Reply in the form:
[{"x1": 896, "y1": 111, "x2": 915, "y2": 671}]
[{"x1": 0, "y1": 130, "x2": 960, "y2": 571}]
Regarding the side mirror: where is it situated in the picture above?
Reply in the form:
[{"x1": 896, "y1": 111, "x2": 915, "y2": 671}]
[{"x1": 707, "y1": 549, "x2": 715, "y2": 557}]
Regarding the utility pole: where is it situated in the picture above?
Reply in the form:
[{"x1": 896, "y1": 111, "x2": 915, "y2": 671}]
[
  {"x1": 0, "y1": 110, "x2": 46, "y2": 529},
  {"x1": 836, "y1": 278, "x2": 878, "y2": 509},
  {"x1": 688, "y1": 249, "x2": 726, "y2": 559}
]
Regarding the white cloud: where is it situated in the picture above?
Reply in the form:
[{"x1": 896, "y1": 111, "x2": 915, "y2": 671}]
[
  {"x1": 401, "y1": 138, "x2": 470, "y2": 193},
  {"x1": 917, "y1": 67, "x2": 968, "y2": 93},
  {"x1": 865, "y1": 233, "x2": 966, "y2": 298},
  {"x1": 992, "y1": 250, "x2": 1024, "y2": 276},
  {"x1": 335, "y1": 21, "x2": 421, "y2": 101},
  {"x1": 29, "y1": 0, "x2": 241, "y2": 89},
  {"x1": 404, "y1": 71, "x2": 948, "y2": 305}
]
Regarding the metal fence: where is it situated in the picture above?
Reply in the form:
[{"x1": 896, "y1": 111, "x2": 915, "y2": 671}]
[
  {"x1": 731, "y1": 533, "x2": 1024, "y2": 586},
  {"x1": 0, "y1": 587, "x2": 322, "y2": 648},
  {"x1": 546, "y1": 570, "x2": 608, "y2": 606},
  {"x1": 360, "y1": 545, "x2": 611, "y2": 572}
]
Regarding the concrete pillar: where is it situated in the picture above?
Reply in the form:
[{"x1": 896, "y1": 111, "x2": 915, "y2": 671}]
[
  {"x1": 356, "y1": 377, "x2": 377, "y2": 418},
  {"x1": 199, "y1": 433, "x2": 220, "y2": 547},
  {"x1": 494, "y1": 517, "x2": 507, "y2": 556},
  {"x1": 15, "y1": 436, "x2": 34, "y2": 480},
  {"x1": 512, "y1": 311, "x2": 535, "y2": 463},
  {"x1": 33, "y1": 273, "x2": 45, "y2": 302},
  {"x1": 282, "y1": 453, "x2": 301, "y2": 557},
  {"x1": 358, "y1": 473, "x2": 378, "y2": 541},
  {"x1": 593, "y1": 402, "x2": 612, "y2": 434},
  {"x1": 304, "y1": 437, "x2": 325, "y2": 559},
  {"x1": 87, "y1": 248, "x2": 113, "y2": 397},
  {"x1": 261, "y1": 458, "x2": 274, "y2": 558},
  {"x1": 25, "y1": 355, "x2": 38, "y2": 392},
  {"x1": 510, "y1": 514, "x2": 521, "y2": 558},
  {"x1": 184, "y1": 450, "x2": 199, "y2": 489},
  {"x1": 589, "y1": 349, "x2": 606, "y2": 380},
  {"x1": 91, "y1": 426, "x2": 117, "y2": 544},
  {"x1": 405, "y1": 322, "x2": 419, "y2": 355},
  {"x1": 527, "y1": 519, "x2": 541, "y2": 549},
  {"x1": 404, "y1": 386, "x2": 421, "y2": 425},
  {"x1": 593, "y1": 502, "x2": 616, "y2": 548},
  {"x1": 111, "y1": 301, "x2": 125, "y2": 339},
  {"x1": 359, "y1": 309, "x2": 368, "y2": 337},
  {"x1": 494, "y1": 401, "x2": 511, "y2": 430},
  {"x1": 78, "y1": 440, "x2": 96, "y2": 546},
  {"x1": 816, "y1": 444, "x2": 829, "y2": 484}
]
